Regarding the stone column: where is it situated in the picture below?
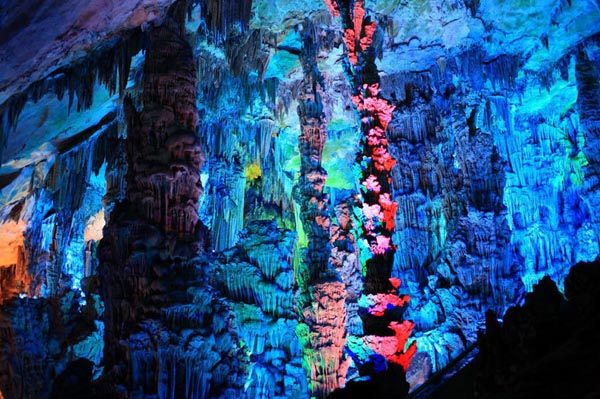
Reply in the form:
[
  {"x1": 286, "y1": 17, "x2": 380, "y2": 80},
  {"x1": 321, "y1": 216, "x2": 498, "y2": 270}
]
[
  {"x1": 97, "y1": 2, "x2": 205, "y2": 393},
  {"x1": 293, "y1": 21, "x2": 349, "y2": 398},
  {"x1": 325, "y1": 0, "x2": 416, "y2": 381}
]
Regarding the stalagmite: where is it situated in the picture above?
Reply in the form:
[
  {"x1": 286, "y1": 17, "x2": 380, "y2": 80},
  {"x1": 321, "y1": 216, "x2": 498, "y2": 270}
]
[
  {"x1": 290, "y1": 18, "x2": 350, "y2": 398},
  {"x1": 97, "y1": 3, "x2": 218, "y2": 396}
]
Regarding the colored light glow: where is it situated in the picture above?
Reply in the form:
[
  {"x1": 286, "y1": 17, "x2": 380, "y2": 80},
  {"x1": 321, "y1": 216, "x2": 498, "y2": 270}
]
[
  {"x1": 84, "y1": 209, "x2": 105, "y2": 242},
  {"x1": 362, "y1": 175, "x2": 381, "y2": 193},
  {"x1": 366, "y1": 320, "x2": 417, "y2": 371},
  {"x1": 323, "y1": 0, "x2": 340, "y2": 17},
  {"x1": 326, "y1": 0, "x2": 416, "y2": 374},
  {"x1": 358, "y1": 292, "x2": 410, "y2": 316},
  {"x1": 0, "y1": 220, "x2": 26, "y2": 267},
  {"x1": 245, "y1": 162, "x2": 262, "y2": 181}
]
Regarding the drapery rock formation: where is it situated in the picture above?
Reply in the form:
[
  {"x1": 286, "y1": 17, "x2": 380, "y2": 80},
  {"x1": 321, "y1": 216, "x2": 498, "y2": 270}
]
[{"x1": 0, "y1": 0, "x2": 600, "y2": 398}]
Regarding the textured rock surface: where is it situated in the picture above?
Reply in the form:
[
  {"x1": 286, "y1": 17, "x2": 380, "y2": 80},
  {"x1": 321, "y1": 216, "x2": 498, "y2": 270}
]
[
  {"x1": 0, "y1": 0, "x2": 599, "y2": 398},
  {"x1": 0, "y1": 0, "x2": 176, "y2": 104},
  {"x1": 212, "y1": 220, "x2": 306, "y2": 399},
  {"x1": 0, "y1": 290, "x2": 101, "y2": 399}
]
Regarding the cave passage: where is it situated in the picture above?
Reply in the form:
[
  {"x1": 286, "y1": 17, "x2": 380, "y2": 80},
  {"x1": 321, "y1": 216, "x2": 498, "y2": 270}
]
[{"x1": 0, "y1": 0, "x2": 599, "y2": 398}]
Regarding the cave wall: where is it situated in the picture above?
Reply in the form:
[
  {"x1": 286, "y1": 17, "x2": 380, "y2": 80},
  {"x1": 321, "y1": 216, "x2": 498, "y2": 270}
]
[{"x1": 0, "y1": 0, "x2": 599, "y2": 398}]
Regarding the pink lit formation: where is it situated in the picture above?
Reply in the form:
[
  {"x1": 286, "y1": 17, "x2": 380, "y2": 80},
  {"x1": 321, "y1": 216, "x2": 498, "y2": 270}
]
[{"x1": 325, "y1": 0, "x2": 416, "y2": 371}]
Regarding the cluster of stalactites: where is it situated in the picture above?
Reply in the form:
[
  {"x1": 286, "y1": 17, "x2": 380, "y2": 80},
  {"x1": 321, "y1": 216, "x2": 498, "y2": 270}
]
[
  {"x1": 0, "y1": 29, "x2": 146, "y2": 164},
  {"x1": 190, "y1": 0, "x2": 253, "y2": 42},
  {"x1": 325, "y1": 0, "x2": 416, "y2": 372}
]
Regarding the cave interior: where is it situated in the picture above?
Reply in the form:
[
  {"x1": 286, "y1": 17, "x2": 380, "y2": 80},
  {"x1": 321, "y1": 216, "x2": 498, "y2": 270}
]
[{"x1": 1, "y1": 0, "x2": 600, "y2": 398}]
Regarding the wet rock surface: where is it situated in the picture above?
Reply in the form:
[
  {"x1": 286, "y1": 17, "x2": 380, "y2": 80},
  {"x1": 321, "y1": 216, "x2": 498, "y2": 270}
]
[{"x1": 0, "y1": 0, "x2": 599, "y2": 398}]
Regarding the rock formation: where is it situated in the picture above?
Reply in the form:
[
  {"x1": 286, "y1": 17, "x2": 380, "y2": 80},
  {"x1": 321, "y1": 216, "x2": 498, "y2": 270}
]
[{"x1": 0, "y1": 0, "x2": 599, "y2": 398}]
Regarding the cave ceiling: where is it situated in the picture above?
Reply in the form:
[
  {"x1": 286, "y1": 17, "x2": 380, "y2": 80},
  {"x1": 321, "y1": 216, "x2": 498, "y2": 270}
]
[{"x1": 1, "y1": 0, "x2": 599, "y2": 177}]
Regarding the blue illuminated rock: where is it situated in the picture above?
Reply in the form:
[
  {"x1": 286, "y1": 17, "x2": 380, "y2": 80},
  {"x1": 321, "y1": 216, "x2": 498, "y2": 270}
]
[{"x1": 0, "y1": 0, "x2": 599, "y2": 398}]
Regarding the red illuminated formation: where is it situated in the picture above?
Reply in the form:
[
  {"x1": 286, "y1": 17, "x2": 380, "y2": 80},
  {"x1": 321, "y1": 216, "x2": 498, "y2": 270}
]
[
  {"x1": 293, "y1": 19, "x2": 349, "y2": 398},
  {"x1": 324, "y1": 0, "x2": 340, "y2": 17},
  {"x1": 325, "y1": 0, "x2": 416, "y2": 373},
  {"x1": 363, "y1": 320, "x2": 417, "y2": 371}
]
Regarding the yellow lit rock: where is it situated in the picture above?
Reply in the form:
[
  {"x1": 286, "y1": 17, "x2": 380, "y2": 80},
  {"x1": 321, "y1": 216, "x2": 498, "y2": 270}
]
[{"x1": 245, "y1": 162, "x2": 262, "y2": 181}]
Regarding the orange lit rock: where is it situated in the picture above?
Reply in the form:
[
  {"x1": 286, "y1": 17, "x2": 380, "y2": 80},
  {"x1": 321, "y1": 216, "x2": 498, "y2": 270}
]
[
  {"x1": 323, "y1": 0, "x2": 340, "y2": 17},
  {"x1": 303, "y1": 281, "x2": 350, "y2": 398},
  {"x1": 83, "y1": 209, "x2": 105, "y2": 243},
  {"x1": 0, "y1": 220, "x2": 26, "y2": 267},
  {"x1": 0, "y1": 220, "x2": 29, "y2": 302}
]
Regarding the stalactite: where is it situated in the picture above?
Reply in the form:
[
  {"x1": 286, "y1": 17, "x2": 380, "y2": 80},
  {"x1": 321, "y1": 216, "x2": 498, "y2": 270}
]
[
  {"x1": 194, "y1": 0, "x2": 253, "y2": 41},
  {"x1": 0, "y1": 92, "x2": 27, "y2": 164},
  {"x1": 23, "y1": 123, "x2": 111, "y2": 296},
  {"x1": 225, "y1": 29, "x2": 267, "y2": 79},
  {"x1": 0, "y1": 29, "x2": 146, "y2": 164},
  {"x1": 196, "y1": 15, "x2": 285, "y2": 249},
  {"x1": 483, "y1": 54, "x2": 520, "y2": 91}
]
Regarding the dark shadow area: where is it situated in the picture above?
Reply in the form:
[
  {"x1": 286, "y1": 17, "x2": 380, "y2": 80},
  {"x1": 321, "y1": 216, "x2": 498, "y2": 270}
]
[{"x1": 327, "y1": 363, "x2": 410, "y2": 399}]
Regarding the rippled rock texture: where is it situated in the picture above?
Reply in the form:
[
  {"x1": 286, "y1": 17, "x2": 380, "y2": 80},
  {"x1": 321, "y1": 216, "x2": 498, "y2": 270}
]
[{"x1": 0, "y1": 0, "x2": 599, "y2": 398}]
